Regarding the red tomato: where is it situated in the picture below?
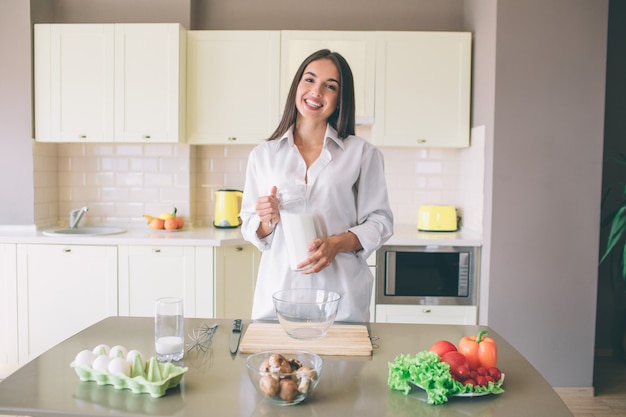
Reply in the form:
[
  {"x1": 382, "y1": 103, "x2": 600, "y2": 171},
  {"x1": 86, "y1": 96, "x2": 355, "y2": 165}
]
[
  {"x1": 488, "y1": 367, "x2": 502, "y2": 381},
  {"x1": 442, "y1": 351, "x2": 469, "y2": 368},
  {"x1": 475, "y1": 375, "x2": 488, "y2": 387},
  {"x1": 476, "y1": 366, "x2": 488, "y2": 376},
  {"x1": 463, "y1": 378, "x2": 476, "y2": 388},
  {"x1": 429, "y1": 340, "x2": 457, "y2": 358},
  {"x1": 451, "y1": 365, "x2": 471, "y2": 381}
]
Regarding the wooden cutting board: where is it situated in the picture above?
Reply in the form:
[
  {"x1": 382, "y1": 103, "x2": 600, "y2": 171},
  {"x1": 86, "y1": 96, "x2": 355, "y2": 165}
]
[{"x1": 238, "y1": 323, "x2": 372, "y2": 356}]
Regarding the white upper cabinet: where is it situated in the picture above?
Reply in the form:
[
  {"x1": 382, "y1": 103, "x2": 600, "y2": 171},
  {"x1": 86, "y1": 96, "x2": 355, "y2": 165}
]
[
  {"x1": 35, "y1": 24, "x2": 115, "y2": 142},
  {"x1": 280, "y1": 31, "x2": 376, "y2": 125},
  {"x1": 374, "y1": 32, "x2": 472, "y2": 148},
  {"x1": 186, "y1": 31, "x2": 280, "y2": 145},
  {"x1": 114, "y1": 24, "x2": 186, "y2": 143},
  {"x1": 34, "y1": 23, "x2": 186, "y2": 143}
]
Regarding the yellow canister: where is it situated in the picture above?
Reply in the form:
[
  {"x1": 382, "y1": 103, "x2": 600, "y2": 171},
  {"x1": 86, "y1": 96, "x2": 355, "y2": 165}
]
[{"x1": 417, "y1": 205, "x2": 458, "y2": 231}]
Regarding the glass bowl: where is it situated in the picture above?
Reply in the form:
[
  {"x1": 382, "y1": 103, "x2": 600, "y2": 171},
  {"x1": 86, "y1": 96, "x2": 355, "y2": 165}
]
[
  {"x1": 272, "y1": 288, "x2": 341, "y2": 340},
  {"x1": 245, "y1": 350, "x2": 323, "y2": 406}
]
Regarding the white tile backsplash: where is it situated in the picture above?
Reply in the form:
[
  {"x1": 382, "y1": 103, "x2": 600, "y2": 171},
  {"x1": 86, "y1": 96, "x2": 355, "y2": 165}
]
[
  {"x1": 32, "y1": 129, "x2": 485, "y2": 232},
  {"x1": 32, "y1": 142, "x2": 58, "y2": 227}
]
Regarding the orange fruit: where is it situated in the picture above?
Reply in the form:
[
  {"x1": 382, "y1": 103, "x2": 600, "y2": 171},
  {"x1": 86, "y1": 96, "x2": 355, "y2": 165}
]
[
  {"x1": 164, "y1": 218, "x2": 178, "y2": 230},
  {"x1": 175, "y1": 217, "x2": 184, "y2": 229},
  {"x1": 149, "y1": 218, "x2": 164, "y2": 230}
]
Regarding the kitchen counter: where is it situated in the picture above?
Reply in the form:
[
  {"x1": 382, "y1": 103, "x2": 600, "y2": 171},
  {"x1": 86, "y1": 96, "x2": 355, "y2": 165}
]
[
  {"x1": 0, "y1": 225, "x2": 249, "y2": 246},
  {"x1": 387, "y1": 224, "x2": 482, "y2": 246},
  {"x1": 0, "y1": 317, "x2": 570, "y2": 417},
  {"x1": 0, "y1": 223, "x2": 481, "y2": 247}
]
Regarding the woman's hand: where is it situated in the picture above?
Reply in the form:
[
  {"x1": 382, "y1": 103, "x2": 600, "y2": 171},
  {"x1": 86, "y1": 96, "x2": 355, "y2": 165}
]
[
  {"x1": 255, "y1": 186, "x2": 279, "y2": 238},
  {"x1": 297, "y1": 232, "x2": 362, "y2": 274}
]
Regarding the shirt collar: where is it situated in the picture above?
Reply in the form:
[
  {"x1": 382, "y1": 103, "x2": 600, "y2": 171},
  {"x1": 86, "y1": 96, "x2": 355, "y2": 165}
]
[{"x1": 274, "y1": 124, "x2": 345, "y2": 151}]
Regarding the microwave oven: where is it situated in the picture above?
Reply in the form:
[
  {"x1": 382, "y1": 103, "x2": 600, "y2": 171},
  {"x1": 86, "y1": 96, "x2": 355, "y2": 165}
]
[{"x1": 376, "y1": 245, "x2": 479, "y2": 306}]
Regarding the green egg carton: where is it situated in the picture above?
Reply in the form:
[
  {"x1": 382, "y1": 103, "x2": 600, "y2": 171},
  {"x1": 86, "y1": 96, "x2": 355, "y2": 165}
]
[{"x1": 70, "y1": 356, "x2": 188, "y2": 398}]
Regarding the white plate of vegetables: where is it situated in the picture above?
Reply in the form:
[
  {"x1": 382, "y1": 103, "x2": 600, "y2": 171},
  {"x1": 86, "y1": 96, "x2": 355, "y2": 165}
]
[{"x1": 389, "y1": 327, "x2": 511, "y2": 408}]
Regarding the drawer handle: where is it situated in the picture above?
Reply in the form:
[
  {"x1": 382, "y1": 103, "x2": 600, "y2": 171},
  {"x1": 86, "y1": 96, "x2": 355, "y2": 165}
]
[
  {"x1": 228, "y1": 136, "x2": 237, "y2": 142},
  {"x1": 63, "y1": 248, "x2": 72, "y2": 253},
  {"x1": 422, "y1": 308, "x2": 432, "y2": 313},
  {"x1": 143, "y1": 135, "x2": 151, "y2": 140},
  {"x1": 417, "y1": 139, "x2": 427, "y2": 144},
  {"x1": 153, "y1": 249, "x2": 161, "y2": 253},
  {"x1": 235, "y1": 247, "x2": 243, "y2": 252},
  {"x1": 79, "y1": 135, "x2": 87, "y2": 139}
]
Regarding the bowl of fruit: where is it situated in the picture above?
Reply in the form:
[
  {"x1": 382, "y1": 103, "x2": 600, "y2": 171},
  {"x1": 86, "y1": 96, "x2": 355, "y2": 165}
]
[{"x1": 144, "y1": 208, "x2": 185, "y2": 231}]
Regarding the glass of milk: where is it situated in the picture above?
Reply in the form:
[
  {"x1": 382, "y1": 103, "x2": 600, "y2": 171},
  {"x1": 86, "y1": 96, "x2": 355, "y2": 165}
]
[
  {"x1": 155, "y1": 297, "x2": 184, "y2": 362},
  {"x1": 278, "y1": 186, "x2": 317, "y2": 270}
]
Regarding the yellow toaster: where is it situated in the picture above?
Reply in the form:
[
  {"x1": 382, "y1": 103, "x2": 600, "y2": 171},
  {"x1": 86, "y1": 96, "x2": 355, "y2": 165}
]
[{"x1": 417, "y1": 205, "x2": 458, "y2": 231}]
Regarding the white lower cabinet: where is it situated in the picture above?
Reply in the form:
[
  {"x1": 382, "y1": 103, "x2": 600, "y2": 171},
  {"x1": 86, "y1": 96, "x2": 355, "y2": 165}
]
[
  {"x1": 118, "y1": 245, "x2": 198, "y2": 317},
  {"x1": 16, "y1": 244, "x2": 117, "y2": 363},
  {"x1": 117, "y1": 244, "x2": 259, "y2": 320},
  {"x1": 214, "y1": 245, "x2": 261, "y2": 319},
  {"x1": 375, "y1": 304, "x2": 477, "y2": 325},
  {"x1": 0, "y1": 244, "x2": 18, "y2": 370}
]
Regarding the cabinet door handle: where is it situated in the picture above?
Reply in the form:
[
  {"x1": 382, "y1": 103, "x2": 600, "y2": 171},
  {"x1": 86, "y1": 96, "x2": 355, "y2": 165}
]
[
  {"x1": 235, "y1": 247, "x2": 243, "y2": 252},
  {"x1": 228, "y1": 137, "x2": 237, "y2": 142},
  {"x1": 417, "y1": 139, "x2": 427, "y2": 144},
  {"x1": 63, "y1": 248, "x2": 72, "y2": 253},
  {"x1": 422, "y1": 308, "x2": 431, "y2": 313},
  {"x1": 142, "y1": 135, "x2": 151, "y2": 140},
  {"x1": 152, "y1": 249, "x2": 161, "y2": 253},
  {"x1": 79, "y1": 135, "x2": 87, "y2": 139}
]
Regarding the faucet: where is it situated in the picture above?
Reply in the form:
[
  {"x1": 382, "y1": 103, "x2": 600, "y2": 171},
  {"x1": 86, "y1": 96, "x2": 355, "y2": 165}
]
[{"x1": 69, "y1": 206, "x2": 89, "y2": 229}]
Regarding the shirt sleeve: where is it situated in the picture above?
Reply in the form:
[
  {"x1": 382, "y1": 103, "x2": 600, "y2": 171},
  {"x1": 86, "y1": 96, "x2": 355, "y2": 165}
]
[
  {"x1": 347, "y1": 146, "x2": 394, "y2": 260},
  {"x1": 240, "y1": 148, "x2": 275, "y2": 251}
]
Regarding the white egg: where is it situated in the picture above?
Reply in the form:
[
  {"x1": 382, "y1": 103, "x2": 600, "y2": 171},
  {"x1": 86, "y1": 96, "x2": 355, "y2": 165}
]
[
  {"x1": 108, "y1": 357, "x2": 131, "y2": 376},
  {"x1": 92, "y1": 354, "x2": 111, "y2": 371},
  {"x1": 74, "y1": 350, "x2": 96, "y2": 368},
  {"x1": 92, "y1": 344, "x2": 110, "y2": 356},
  {"x1": 126, "y1": 349, "x2": 143, "y2": 363},
  {"x1": 109, "y1": 345, "x2": 128, "y2": 359}
]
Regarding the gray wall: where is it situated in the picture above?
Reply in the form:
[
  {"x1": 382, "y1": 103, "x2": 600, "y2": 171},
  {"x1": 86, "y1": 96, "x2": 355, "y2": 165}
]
[
  {"x1": 0, "y1": 0, "x2": 609, "y2": 388},
  {"x1": 487, "y1": 0, "x2": 606, "y2": 387},
  {"x1": 0, "y1": 1, "x2": 34, "y2": 225}
]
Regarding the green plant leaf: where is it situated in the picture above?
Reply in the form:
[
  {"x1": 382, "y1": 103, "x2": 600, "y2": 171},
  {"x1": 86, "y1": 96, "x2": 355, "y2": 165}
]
[
  {"x1": 601, "y1": 205, "x2": 626, "y2": 266},
  {"x1": 622, "y1": 244, "x2": 626, "y2": 280}
]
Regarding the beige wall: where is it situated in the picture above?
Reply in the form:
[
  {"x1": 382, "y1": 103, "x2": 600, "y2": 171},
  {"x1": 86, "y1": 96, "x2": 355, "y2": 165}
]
[{"x1": 190, "y1": 0, "x2": 463, "y2": 30}]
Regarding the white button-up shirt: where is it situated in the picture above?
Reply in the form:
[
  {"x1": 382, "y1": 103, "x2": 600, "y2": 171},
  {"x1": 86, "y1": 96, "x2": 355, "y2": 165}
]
[{"x1": 240, "y1": 125, "x2": 393, "y2": 322}]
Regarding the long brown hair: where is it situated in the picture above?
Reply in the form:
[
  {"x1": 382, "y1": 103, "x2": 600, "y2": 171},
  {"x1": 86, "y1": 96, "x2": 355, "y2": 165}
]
[{"x1": 267, "y1": 49, "x2": 356, "y2": 140}]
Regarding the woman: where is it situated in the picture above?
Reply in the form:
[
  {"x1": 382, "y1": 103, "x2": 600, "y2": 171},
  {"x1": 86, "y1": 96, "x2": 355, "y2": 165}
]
[{"x1": 240, "y1": 49, "x2": 393, "y2": 322}]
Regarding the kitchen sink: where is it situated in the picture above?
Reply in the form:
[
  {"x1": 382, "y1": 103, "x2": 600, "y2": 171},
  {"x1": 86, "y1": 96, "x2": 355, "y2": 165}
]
[{"x1": 42, "y1": 227, "x2": 127, "y2": 237}]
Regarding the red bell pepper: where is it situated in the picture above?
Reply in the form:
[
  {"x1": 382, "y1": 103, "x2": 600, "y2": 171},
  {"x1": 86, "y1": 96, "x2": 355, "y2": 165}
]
[{"x1": 458, "y1": 330, "x2": 498, "y2": 370}]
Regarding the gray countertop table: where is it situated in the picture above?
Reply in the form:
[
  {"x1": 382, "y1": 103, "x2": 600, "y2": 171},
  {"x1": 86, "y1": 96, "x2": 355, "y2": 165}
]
[{"x1": 0, "y1": 317, "x2": 572, "y2": 417}]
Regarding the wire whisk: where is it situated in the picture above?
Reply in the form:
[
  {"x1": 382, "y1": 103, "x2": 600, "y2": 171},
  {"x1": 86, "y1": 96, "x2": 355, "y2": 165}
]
[{"x1": 186, "y1": 323, "x2": 218, "y2": 353}]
